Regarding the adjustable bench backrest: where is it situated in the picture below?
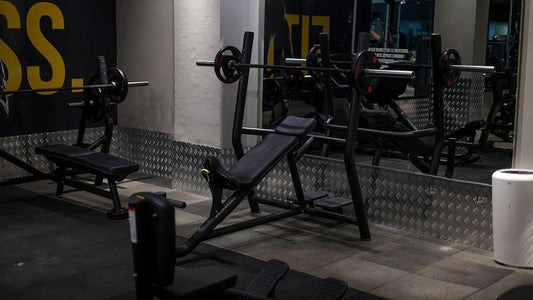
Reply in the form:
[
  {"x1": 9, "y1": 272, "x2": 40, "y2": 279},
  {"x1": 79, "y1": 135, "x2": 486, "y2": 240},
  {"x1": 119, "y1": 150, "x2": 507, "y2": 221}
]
[{"x1": 227, "y1": 116, "x2": 316, "y2": 190}]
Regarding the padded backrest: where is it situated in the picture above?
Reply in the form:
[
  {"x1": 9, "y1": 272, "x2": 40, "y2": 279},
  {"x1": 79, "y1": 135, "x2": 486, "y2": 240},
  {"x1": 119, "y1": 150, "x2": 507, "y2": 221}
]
[{"x1": 275, "y1": 116, "x2": 316, "y2": 137}]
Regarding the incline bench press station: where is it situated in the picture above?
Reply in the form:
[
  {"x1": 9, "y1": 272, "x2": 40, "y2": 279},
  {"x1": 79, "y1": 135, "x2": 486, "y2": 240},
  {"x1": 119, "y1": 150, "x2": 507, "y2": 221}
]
[
  {"x1": 0, "y1": 56, "x2": 148, "y2": 219},
  {"x1": 283, "y1": 34, "x2": 495, "y2": 178},
  {"x1": 127, "y1": 31, "x2": 414, "y2": 298}
]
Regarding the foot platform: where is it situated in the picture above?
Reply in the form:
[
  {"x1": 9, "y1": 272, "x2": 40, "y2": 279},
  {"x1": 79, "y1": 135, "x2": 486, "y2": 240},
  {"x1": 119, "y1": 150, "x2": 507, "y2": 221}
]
[
  {"x1": 310, "y1": 277, "x2": 348, "y2": 300},
  {"x1": 315, "y1": 197, "x2": 353, "y2": 212},
  {"x1": 244, "y1": 259, "x2": 289, "y2": 297},
  {"x1": 287, "y1": 190, "x2": 328, "y2": 204}
]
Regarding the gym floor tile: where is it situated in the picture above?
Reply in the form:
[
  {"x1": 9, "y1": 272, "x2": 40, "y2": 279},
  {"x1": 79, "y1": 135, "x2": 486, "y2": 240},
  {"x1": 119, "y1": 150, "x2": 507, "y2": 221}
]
[
  {"x1": 253, "y1": 241, "x2": 350, "y2": 272},
  {"x1": 0, "y1": 255, "x2": 79, "y2": 290},
  {"x1": 166, "y1": 190, "x2": 209, "y2": 205},
  {"x1": 207, "y1": 229, "x2": 290, "y2": 256},
  {"x1": 370, "y1": 273, "x2": 478, "y2": 300},
  {"x1": 415, "y1": 256, "x2": 513, "y2": 288},
  {"x1": 5, "y1": 272, "x2": 129, "y2": 300},
  {"x1": 309, "y1": 256, "x2": 408, "y2": 291},
  {"x1": 358, "y1": 236, "x2": 463, "y2": 272},
  {"x1": 463, "y1": 271, "x2": 533, "y2": 300}
]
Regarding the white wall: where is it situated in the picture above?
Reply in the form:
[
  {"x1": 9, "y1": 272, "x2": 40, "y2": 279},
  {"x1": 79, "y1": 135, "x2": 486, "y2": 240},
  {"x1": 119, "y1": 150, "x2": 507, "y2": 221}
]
[
  {"x1": 219, "y1": 0, "x2": 261, "y2": 148},
  {"x1": 116, "y1": 0, "x2": 175, "y2": 134},
  {"x1": 117, "y1": 0, "x2": 262, "y2": 148},
  {"x1": 514, "y1": 1, "x2": 533, "y2": 168},
  {"x1": 174, "y1": 0, "x2": 222, "y2": 146},
  {"x1": 433, "y1": 0, "x2": 489, "y2": 66}
]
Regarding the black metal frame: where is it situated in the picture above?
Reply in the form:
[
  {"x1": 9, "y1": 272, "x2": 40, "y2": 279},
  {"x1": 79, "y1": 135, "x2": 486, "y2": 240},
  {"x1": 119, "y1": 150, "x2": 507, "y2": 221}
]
[
  {"x1": 0, "y1": 56, "x2": 127, "y2": 215},
  {"x1": 170, "y1": 31, "x2": 372, "y2": 260}
]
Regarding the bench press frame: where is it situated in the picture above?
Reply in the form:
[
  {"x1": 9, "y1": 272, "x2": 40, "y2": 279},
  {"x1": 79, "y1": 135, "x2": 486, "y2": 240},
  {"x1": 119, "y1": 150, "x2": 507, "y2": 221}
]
[{"x1": 0, "y1": 56, "x2": 136, "y2": 218}]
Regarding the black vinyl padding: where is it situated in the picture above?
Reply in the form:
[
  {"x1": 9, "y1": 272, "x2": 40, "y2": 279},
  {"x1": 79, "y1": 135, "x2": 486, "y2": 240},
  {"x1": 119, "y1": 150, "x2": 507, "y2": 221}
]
[
  {"x1": 275, "y1": 116, "x2": 317, "y2": 137},
  {"x1": 36, "y1": 144, "x2": 139, "y2": 177},
  {"x1": 74, "y1": 152, "x2": 139, "y2": 175},
  {"x1": 310, "y1": 277, "x2": 348, "y2": 300},
  {"x1": 35, "y1": 144, "x2": 94, "y2": 158},
  {"x1": 229, "y1": 134, "x2": 298, "y2": 189}
]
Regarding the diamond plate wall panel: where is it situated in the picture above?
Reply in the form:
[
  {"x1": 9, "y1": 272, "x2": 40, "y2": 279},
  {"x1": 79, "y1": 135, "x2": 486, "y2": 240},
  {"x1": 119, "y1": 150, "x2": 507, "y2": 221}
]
[
  {"x1": 114, "y1": 127, "x2": 174, "y2": 178},
  {"x1": 394, "y1": 97, "x2": 432, "y2": 129},
  {"x1": 396, "y1": 76, "x2": 486, "y2": 138},
  {"x1": 0, "y1": 126, "x2": 494, "y2": 250},
  {"x1": 442, "y1": 76, "x2": 486, "y2": 135},
  {"x1": 166, "y1": 141, "x2": 493, "y2": 250},
  {"x1": 0, "y1": 127, "x2": 105, "y2": 179}
]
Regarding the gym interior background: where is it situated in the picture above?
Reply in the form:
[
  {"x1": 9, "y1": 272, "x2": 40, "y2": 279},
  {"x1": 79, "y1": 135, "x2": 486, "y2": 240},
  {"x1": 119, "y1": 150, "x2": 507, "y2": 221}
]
[{"x1": 2, "y1": 0, "x2": 533, "y2": 299}]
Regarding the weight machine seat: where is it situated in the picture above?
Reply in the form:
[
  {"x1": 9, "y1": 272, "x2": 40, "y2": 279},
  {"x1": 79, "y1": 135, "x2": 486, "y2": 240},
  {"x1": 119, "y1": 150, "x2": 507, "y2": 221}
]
[
  {"x1": 275, "y1": 115, "x2": 317, "y2": 137},
  {"x1": 229, "y1": 116, "x2": 316, "y2": 190},
  {"x1": 36, "y1": 144, "x2": 139, "y2": 179},
  {"x1": 229, "y1": 134, "x2": 298, "y2": 190}
]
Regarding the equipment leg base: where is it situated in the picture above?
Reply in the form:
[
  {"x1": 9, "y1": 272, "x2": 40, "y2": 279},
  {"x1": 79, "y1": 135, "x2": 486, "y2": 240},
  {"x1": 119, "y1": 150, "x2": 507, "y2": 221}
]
[{"x1": 107, "y1": 207, "x2": 128, "y2": 219}]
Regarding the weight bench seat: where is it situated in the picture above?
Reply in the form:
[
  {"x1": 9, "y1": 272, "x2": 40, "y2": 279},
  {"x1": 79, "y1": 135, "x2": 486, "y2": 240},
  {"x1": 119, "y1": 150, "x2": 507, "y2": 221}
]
[
  {"x1": 36, "y1": 144, "x2": 139, "y2": 219},
  {"x1": 229, "y1": 134, "x2": 298, "y2": 190},
  {"x1": 228, "y1": 116, "x2": 316, "y2": 190},
  {"x1": 36, "y1": 144, "x2": 139, "y2": 179}
]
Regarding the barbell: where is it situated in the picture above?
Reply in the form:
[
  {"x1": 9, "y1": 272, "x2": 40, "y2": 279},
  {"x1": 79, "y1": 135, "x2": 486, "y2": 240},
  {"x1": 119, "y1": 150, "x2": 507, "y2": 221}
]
[
  {"x1": 439, "y1": 49, "x2": 494, "y2": 86},
  {"x1": 0, "y1": 66, "x2": 149, "y2": 103},
  {"x1": 288, "y1": 48, "x2": 495, "y2": 87},
  {"x1": 196, "y1": 45, "x2": 415, "y2": 95}
]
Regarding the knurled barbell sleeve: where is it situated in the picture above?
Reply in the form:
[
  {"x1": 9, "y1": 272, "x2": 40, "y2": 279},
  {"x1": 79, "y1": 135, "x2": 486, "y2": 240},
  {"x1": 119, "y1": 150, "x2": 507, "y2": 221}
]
[
  {"x1": 285, "y1": 58, "x2": 307, "y2": 65},
  {"x1": 448, "y1": 65, "x2": 495, "y2": 73},
  {"x1": 364, "y1": 69, "x2": 415, "y2": 79},
  {"x1": 196, "y1": 60, "x2": 215, "y2": 67}
]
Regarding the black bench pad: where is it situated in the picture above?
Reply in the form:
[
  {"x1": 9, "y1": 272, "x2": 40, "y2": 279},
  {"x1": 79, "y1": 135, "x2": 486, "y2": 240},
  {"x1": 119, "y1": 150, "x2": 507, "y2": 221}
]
[
  {"x1": 36, "y1": 144, "x2": 139, "y2": 177},
  {"x1": 36, "y1": 144, "x2": 94, "y2": 158},
  {"x1": 275, "y1": 116, "x2": 316, "y2": 137},
  {"x1": 229, "y1": 134, "x2": 298, "y2": 190}
]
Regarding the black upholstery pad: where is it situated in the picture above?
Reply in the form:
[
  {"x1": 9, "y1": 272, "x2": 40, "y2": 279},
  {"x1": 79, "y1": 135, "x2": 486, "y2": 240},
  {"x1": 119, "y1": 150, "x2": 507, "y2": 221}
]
[
  {"x1": 37, "y1": 145, "x2": 139, "y2": 177},
  {"x1": 74, "y1": 152, "x2": 139, "y2": 175},
  {"x1": 35, "y1": 145, "x2": 94, "y2": 158},
  {"x1": 275, "y1": 116, "x2": 316, "y2": 137},
  {"x1": 229, "y1": 134, "x2": 297, "y2": 189}
]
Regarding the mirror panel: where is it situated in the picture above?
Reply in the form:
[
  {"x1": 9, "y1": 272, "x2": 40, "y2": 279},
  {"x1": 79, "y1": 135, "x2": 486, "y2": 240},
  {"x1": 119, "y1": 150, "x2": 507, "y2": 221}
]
[{"x1": 262, "y1": 0, "x2": 521, "y2": 184}]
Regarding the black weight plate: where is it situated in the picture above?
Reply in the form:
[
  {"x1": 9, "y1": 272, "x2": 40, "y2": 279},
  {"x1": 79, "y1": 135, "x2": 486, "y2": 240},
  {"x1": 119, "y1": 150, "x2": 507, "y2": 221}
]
[
  {"x1": 108, "y1": 67, "x2": 128, "y2": 103},
  {"x1": 440, "y1": 49, "x2": 461, "y2": 86},
  {"x1": 285, "y1": 69, "x2": 304, "y2": 89},
  {"x1": 83, "y1": 73, "x2": 105, "y2": 123},
  {"x1": 351, "y1": 50, "x2": 379, "y2": 95},
  {"x1": 263, "y1": 79, "x2": 282, "y2": 107},
  {"x1": 214, "y1": 46, "x2": 242, "y2": 84},
  {"x1": 306, "y1": 45, "x2": 321, "y2": 67}
]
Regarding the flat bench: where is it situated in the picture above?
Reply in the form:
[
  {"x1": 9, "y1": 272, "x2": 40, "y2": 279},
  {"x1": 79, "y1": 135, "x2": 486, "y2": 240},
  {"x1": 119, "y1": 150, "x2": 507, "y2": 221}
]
[{"x1": 36, "y1": 144, "x2": 139, "y2": 219}]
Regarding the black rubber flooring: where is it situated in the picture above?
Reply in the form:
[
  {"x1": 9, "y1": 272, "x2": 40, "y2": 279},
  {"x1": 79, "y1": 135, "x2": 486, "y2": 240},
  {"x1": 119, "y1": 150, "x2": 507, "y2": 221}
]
[{"x1": 0, "y1": 186, "x2": 383, "y2": 300}]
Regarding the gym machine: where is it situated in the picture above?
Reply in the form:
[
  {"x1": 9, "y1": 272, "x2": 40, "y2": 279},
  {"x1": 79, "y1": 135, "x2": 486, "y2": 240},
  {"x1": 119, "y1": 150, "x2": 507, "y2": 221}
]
[
  {"x1": 0, "y1": 56, "x2": 149, "y2": 219},
  {"x1": 128, "y1": 30, "x2": 414, "y2": 299}
]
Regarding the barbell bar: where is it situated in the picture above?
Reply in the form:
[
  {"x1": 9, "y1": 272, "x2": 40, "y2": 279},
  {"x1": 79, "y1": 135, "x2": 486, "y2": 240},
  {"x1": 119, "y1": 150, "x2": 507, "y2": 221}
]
[
  {"x1": 287, "y1": 47, "x2": 495, "y2": 87},
  {"x1": 0, "y1": 80, "x2": 149, "y2": 96},
  {"x1": 196, "y1": 46, "x2": 414, "y2": 94}
]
